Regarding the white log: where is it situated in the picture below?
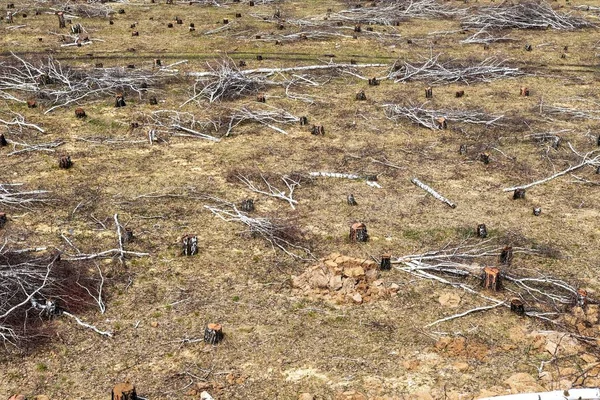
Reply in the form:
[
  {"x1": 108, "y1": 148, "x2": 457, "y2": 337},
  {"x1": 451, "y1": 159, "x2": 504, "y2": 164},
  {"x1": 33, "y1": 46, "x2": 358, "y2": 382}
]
[
  {"x1": 477, "y1": 388, "x2": 600, "y2": 400},
  {"x1": 188, "y1": 63, "x2": 388, "y2": 77},
  {"x1": 411, "y1": 178, "x2": 456, "y2": 208}
]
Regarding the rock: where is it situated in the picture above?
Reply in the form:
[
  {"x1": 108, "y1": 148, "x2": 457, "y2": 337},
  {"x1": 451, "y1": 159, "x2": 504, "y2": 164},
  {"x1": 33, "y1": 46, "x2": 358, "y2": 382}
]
[
  {"x1": 581, "y1": 354, "x2": 598, "y2": 364},
  {"x1": 452, "y1": 362, "x2": 469, "y2": 371},
  {"x1": 504, "y1": 373, "x2": 545, "y2": 394},
  {"x1": 352, "y1": 293, "x2": 363, "y2": 303},
  {"x1": 309, "y1": 269, "x2": 330, "y2": 289},
  {"x1": 341, "y1": 277, "x2": 356, "y2": 293},
  {"x1": 292, "y1": 275, "x2": 307, "y2": 288},
  {"x1": 586, "y1": 305, "x2": 599, "y2": 324},
  {"x1": 365, "y1": 268, "x2": 379, "y2": 283},
  {"x1": 438, "y1": 292, "x2": 461, "y2": 308},
  {"x1": 200, "y1": 391, "x2": 215, "y2": 400},
  {"x1": 411, "y1": 387, "x2": 434, "y2": 400},
  {"x1": 329, "y1": 275, "x2": 343, "y2": 291},
  {"x1": 388, "y1": 283, "x2": 400, "y2": 293},
  {"x1": 325, "y1": 260, "x2": 338, "y2": 268},
  {"x1": 150, "y1": 320, "x2": 159, "y2": 327},
  {"x1": 344, "y1": 266, "x2": 365, "y2": 278},
  {"x1": 298, "y1": 394, "x2": 315, "y2": 400},
  {"x1": 335, "y1": 391, "x2": 367, "y2": 400}
]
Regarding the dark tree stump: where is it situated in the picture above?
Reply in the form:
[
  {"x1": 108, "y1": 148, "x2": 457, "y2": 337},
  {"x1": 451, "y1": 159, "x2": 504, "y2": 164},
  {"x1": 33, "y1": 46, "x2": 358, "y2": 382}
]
[
  {"x1": 131, "y1": 31, "x2": 139, "y2": 36},
  {"x1": 126, "y1": 64, "x2": 135, "y2": 69},
  {"x1": 368, "y1": 77, "x2": 380, "y2": 86},
  {"x1": 256, "y1": 93, "x2": 266, "y2": 103},
  {"x1": 115, "y1": 93, "x2": 126, "y2": 107},
  {"x1": 355, "y1": 90, "x2": 366, "y2": 101},
  {"x1": 349, "y1": 222, "x2": 368, "y2": 242},
  {"x1": 380, "y1": 254, "x2": 391, "y2": 271},
  {"x1": 477, "y1": 223, "x2": 487, "y2": 238},
  {"x1": 455, "y1": 90, "x2": 465, "y2": 98},
  {"x1": 239, "y1": 60, "x2": 247, "y2": 67},
  {"x1": 597, "y1": 134, "x2": 600, "y2": 147},
  {"x1": 311, "y1": 125, "x2": 324, "y2": 135},
  {"x1": 130, "y1": 23, "x2": 136, "y2": 28},
  {"x1": 524, "y1": 44, "x2": 532, "y2": 51},
  {"x1": 354, "y1": 25, "x2": 361, "y2": 32},
  {"x1": 499, "y1": 246, "x2": 513, "y2": 265},
  {"x1": 256, "y1": 55, "x2": 263, "y2": 61},
  {"x1": 167, "y1": 23, "x2": 173, "y2": 28},
  {"x1": 347, "y1": 194, "x2": 357, "y2": 206},
  {"x1": 366, "y1": 26, "x2": 373, "y2": 32},
  {"x1": 182, "y1": 234, "x2": 198, "y2": 256},
  {"x1": 533, "y1": 207, "x2": 541, "y2": 216},
  {"x1": 109, "y1": 20, "x2": 114, "y2": 25},
  {"x1": 118, "y1": 8, "x2": 125, "y2": 13},
  {"x1": 189, "y1": 23, "x2": 195, "y2": 28},
  {"x1": 299, "y1": 116, "x2": 308, "y2": 126},
  {"x1": 59, "y1": 155, "x2": 72, "y2": 169},
  {"x1": 255, "y1": 35, "x2": 261, "y2": 39},
  {"x1": 75, "y1": 108, "x2": 86, "y2": 118},
  {"x1": 236, "y1": 13, "x2": 242, "y2": 18},
  {"x1": 154, "y1": 59, "x2": 162, "y2": 67},
  {"x1": 57, "y1": 11, "x2": 65, "y2": 28},
  {"x1": 124, "y1": 228, "x2": 134, "y2": 243},
  {"x1": 425, "y1": 87, "x2": 433, "y2": 99},
  {"x1": 189, "y1": 26, "x2": 195, "y2": 31},
  {"x1": 112, "y1": 382, "x2": 137, "y2": 400},
  {"x1": 204, "y1": 323, "x2": 224, "y2": 344},
  {"x1": 459, "y1": 144, "x2": 467, "y2": 155},
  {"x1": 222, "y1": 18, "x2": 229, "y2": 24},
  {"x1": 130, "y1": 122, "x2": 139, "y2": 129},
  {"x1": 513, "y1": 188, "x2": 526, "y2": 199},
  {"x1": 249, "y1": 0, "x2": 255, "y2": 5},
  {"x1": 435, "y1": 117, "x2": 447, "y2": 130},
  {"x1": 0, "y1": 134, "x2": 7, "y2": 147},
  {"x1": 510, "y1": 298, "x2": 525, "y2": 315},
  {"x1": 481, "y1": 266, "x2": 501, "y2": 291},
  {"x1": 240, "y1": 199, "x2": 254, "y2": 212},
  {"x1": 27, "y1": 99, "x2": 37, "y2": 108},
  {"x1": 577, "y1": 288, "x2": 588, "y2": 307},
  {"x1": 0, "y1": 212, "x2": 7, "y2": 228},
  {"x1": 176, "y1": 17, "x2": 182, "y2": 24},
  {"x1": 520, "y1": 87, "x2": 529, "y2": 96},
  {"x1": 479, "y1": 152, "x2": 490, "y2": 165},
  {"x1": 95, "y1": 63, "x2": 104, "y2": 68},
  {"x1": 149, "y1": 97, "x2": 158, "y2": 105},
  {"x1": 7, "y1": 3, "x2": 15, "y2": 8}
]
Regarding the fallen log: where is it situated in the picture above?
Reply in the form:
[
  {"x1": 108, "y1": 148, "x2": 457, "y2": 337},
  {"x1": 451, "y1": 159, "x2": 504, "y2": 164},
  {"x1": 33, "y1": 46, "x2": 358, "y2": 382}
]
[{"x1": 411, "y1": 178, "x2": 456, "y2": 208}]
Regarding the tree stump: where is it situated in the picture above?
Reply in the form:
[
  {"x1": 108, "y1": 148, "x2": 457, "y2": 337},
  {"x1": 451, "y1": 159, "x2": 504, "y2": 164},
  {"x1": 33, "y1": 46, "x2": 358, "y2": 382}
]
[
  {"x1": 149, "y1": 97, "x2": 158, "y2": 105},
  {"x1": 425, "y1": 87, "x2": 433, "y2": 99},
  {"x1": 455, "y1": 90, "x2": 465, "y2": 98},
  {"x1": 189, "y1": 25, "x2": 195, "y2": 31},
  {"x1": 481, "y1": 266, "x2": 501, "y2": 291},
  {"x1": 124, "y1": 228, "x2": 134, "y2": 243},
  {"x1": 459, "y1": 144, "x2": 467, "y2": 155},
  {"x1": 354, "y1": 25, "x2": 361, "y2": 32},
  {"x1": 256, "y1": 93, "x2": 266, "y2": 103},
  {"x1": 355, "y1": 90, "x2": 367, "y2": 101},
  {"x1": 311, "y1": 125, "x2": 324, "y2": 135},
  {"x1": 0, "y1": 134, "x2": 7, "y2": 147},
  {"x1": 524, "y1": 44, "x2": 532, "y2": 51},
  {"x1": 118, "y1": 8, "x2": 125, "y2": 14},
  {"x1": 75, "y1": 108, "x2": 86, "y2": 118},
  {"x1": 59, "y1": 155, "x2": 72, "y2": 169},
  {"x1": 597, "y1": 134, "x2": 600, "y2": 147},
  {"x1": 347, "y1": 194, "x2": 357, "y2": 206},
  {"x1": 0, "y1": 212, "x2": 7, "y2": 228},
  {"x1": 223, "y1": 18, "x2": 229, "y2": 24},
  {"x1": 204, "y1": 323, "x2": 224, "y2": 344},
  {"x1": 26, "y1": 99, "x2": 37, "y2": 108},
  {"x1": 167, "y1": 23, "x2": 173, "y2": 28},
  {"x1": 7, "y1": 3, "x2": 15, "y2": 8},
  {"x1": 533, "y1": 207, "x2": 541, "y2": 216},
  {"x1": 109, "y1": 20, "x2": 114, "y2": 25},
  {"x1": 520, "y1": 87, "x2": 529, "y2": 96},
  {"x1": 477, "y1": 223, "x2": 487, "y2": 238},
  {"x1": 236, "y1": 13, "x2": 242, "y2": 18},
  {"x1": 380, "y1": 254, "x2": 391, "y2": 270},
  {"x1": 368, "y1": 77, "x2": 380, "y2": 86},
  {"x1": 499, "y1": 246, "x2": 513, "y2": 265},
  {"x1": 127, "y1": 64, "x2": 135, "y2": 69},
  {"x1": 95, "y1": 62, "x2": 104, "y2": 68},
  {"x1": 513, "y1": 188, "x2": 526, "y2": 199},
  {"x1": 112, "y1": 382, "x2": 137, "y2": 400},
  {"x1": 57, "y1": 11, "x2": 65, "y2": 28},
  {"x1": 349, "y1": 222, "x2": 368, "y2": 242},
  {"x1": 240, "y1": 199, "x2": 254, "y2": 212},
  {"x1": 130, "y1": 23, "x2": 136, "y2": 28},
  {"x1": 132, "y1": 31, "x2": 139, "y2": 36},
  {"x1": 182, "y1": 234, "x2": 198, "y2": 256},
  {"x1": 249, "y1": 0, "x2": 255, "y2": 5},
  {"x1": 479, "y1": 152, "x2": 490, "y2": 165},
  {"x1": 239, "y1": 60, "x2": 247, "y2": 67},
  {"x1": 115, "y1": 93, "x2": 126, "y2": 107},
  {"x1": 435, "y1": 117, "x2": 447, "y2": 130},
  {"x1": 577, "y1": 288, "x2": 588, "y2": 307},
  {"x1": 510, "y1": 298, "x2": 525, "y2": 315},
  {"x1": 298, "y1": 116, "x2": 309, "y2": 126}
]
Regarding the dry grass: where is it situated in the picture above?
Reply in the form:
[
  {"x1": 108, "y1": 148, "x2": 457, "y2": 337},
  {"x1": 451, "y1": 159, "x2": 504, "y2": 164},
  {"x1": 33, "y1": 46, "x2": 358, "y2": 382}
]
[{"x1": 2, "y1": 0, "x2": 600, "y2": 398}]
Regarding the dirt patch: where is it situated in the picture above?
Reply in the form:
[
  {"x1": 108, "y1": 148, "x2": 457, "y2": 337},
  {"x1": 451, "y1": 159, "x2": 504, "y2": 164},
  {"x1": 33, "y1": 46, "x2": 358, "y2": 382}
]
[{"x1": 291, "y1": 253, "x2": 399, "y2": 304}]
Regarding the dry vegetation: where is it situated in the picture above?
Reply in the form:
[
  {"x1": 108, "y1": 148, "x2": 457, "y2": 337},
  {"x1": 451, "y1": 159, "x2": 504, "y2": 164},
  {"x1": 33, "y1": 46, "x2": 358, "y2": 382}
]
[{"x1": 2, "y1": 0, "x2": 600, "y2": 399}]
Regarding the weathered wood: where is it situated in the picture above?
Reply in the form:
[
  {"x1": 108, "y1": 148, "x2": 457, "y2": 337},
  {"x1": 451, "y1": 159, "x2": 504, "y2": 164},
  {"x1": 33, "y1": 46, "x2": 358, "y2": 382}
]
[
  {"x1": 256, "y1": 93, "x2": 266, "y2": 103},
  {"x1": 368, "y1": 77, "x2": 380, "y2": 86},
  {"x1": 349, "y1": 222, "x2": 368, "y2": 242},
  {"x1": 520, "y1": 86, "x2": 529, "y2": 96},
  {"x1": 311, "y1": 125, "x2": 325, "y2": 135},
  {"x1": 57, "y1": 11, "x2": 65, "y2": 28},
  {"x1": 299, "y1": 116, "x2": 308, "y2": 126},
  {"x1": 435, "y1": 117, "x2": 447, "y2": 129},
  {"x1": 459, "y1": 144, "x2": 467, "y2": 155},
  {"x1": 479, "y1": 152, "x2": 490, "y2": 164},
  {"x1": 115, "y1": 93, "x2": 126, "y2": 107},
  {"x1": 182, "y1": 234, "x2": 198, "y2": 256},
  {"x1": 204, "y1": 323, "x2": 224, "y2": 344},
  {"x1": 112, "y1": 382, "x2": 137, "y2": 400},
  {"x1": 411, "y1": 178, "x2": 456, "y2": 208},
  {"x1": 577, "y1": 288, "x2": 588, "y2": 307}
]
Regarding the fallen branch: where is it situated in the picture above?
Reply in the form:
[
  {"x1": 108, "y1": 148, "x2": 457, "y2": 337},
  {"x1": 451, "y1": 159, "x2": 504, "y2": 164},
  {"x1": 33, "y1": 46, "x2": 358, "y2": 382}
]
[{"x1": 411, "y1": 178, "x2": 457, "y2": 208}]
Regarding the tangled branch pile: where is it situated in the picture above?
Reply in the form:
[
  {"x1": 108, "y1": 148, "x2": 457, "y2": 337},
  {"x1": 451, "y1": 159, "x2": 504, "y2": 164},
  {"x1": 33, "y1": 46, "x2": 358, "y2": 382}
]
[
  {"x1": 384, "y1": 103, "x2": 504, "y2": 130},
  {"x1": 58, "y1": 2, "x2": 114, "y2": 18},
  {"x1": 329, "y1": 0, "x2": 466, "y2": 25},
  {"x1": 389, "y1": 55, "x2": 523, "y2": 84},
  {"x1": 539, "y1": 99, "x2": 600, "y2": 120},
  {"x1": 145, "y1": 110, "x2": 221, "y2": 142},
  {"x1": 0, "y1": 54, "x2": 171, "y2": 113},
  {"x1": 0, "y1": 183, "x2": 50, "y2": 208},
  {"x1": 461, "y1": 1, "x2": 593, "y2": 30},
  {"x1": 224, "y1": 105, "x2": 299, "y2": 135}
]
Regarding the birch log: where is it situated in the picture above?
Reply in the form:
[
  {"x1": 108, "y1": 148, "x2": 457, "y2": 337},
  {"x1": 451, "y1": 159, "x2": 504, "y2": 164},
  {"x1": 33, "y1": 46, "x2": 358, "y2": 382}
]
[{"x1": 411, "y1": 178, "x2": 456, "y2": 208}]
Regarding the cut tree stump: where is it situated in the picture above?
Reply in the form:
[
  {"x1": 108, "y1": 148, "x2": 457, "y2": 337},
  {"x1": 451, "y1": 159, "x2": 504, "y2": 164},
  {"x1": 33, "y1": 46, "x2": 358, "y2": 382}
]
[
  {"x1": 577, "y1": 288, "x2": 588, "y2": 307},
  {"x1": 0, "y1": 212, "x2": 7, "y2": 228},
  {"x1": 0, "y1": 134, "x2": 7, "y2": 147},
  {"x1": 75, "y1": 107, "x2": 86, "y2": 118},
  {"x1": 510, "y1": 298, "x2": 525, "y2": 315},
  {"x1": 311, "y1": 125, "x2": 324, "y2": 135},
  {"x1": 499, "y1": 246, "x2": 513, "y2": 265},
  {"x1": 455, "y1": 90, "x2": 465, "y2": 98},
  {"x1": 479, "y1": 152, "x2": 490, "y2": 164},
  {"x1": 368, "y1": 77, "x2": 380, "y2": 86},
  {"x1": 27, "y1": 99, "x2": 37, "y2": 108},
  {"x1": 349, "y1": 222, "x2": 368, "y2": 242},
  {"x1": 477, "y1": 223, "x2": 488, "y2": 238},
  {"x1": 347, "y1": 194, "x2": 357, "y2": 206},
  {"x1": 149, "y1": 97, "x2": 158, "y2": 105},
  {"x1": 57, "y1": 11, "x2": 65, "y2": 28},
  {"x1": 115, "y1": 93, "x2": 126, "y2": 107},
  {"x1": 299, "y1": 116, "x2": 308, "y2": 126},
  {"x1": 533, "y1": 207, "x2": 541, "y2": 216},
  {"x1": 354, "y1": 24, "x2": 361, "y2": 32},
  {"x1": 182, "y1": 234, "x2": 198, "y2": 256},
  {"x1": 459, "y1": 144, "x2": 467, "y2": 155},
  {"x1": 240, "y1": 199, "x2": 254, "y2": 212},
  {"x1": 112, "y1": 382, "x2": 137, "y2": 400},
  {"x1": 520, "y1": 87, "x2": 530, "y2": 96},
  {"x1": 204, "y1": 323, "x2": 224, "y2": 344},
  {"x1": 355, "y1": 90, "x2": 367, "y2": 101},
  {"x1": 256, "y1": 93, "x2": 266, "y2": 103},
  {"x1": 380, "y1": 254, "x2": 391, "y2": 270},
  {"x1": 59, "y1": 155, "x2": 72, "y2": 169},
  {"x1": 435, "y1": 117, "x2": 447, "y2": 130},
  {"x1": 482, "y1": 266, "x2": 501, "y2": 291},
  {"x1": 513, "y1": 188, "x2": 526, "y2": 199},
  {"x1": 425, "y1": 87, "x2": 433, "y2": 99}
]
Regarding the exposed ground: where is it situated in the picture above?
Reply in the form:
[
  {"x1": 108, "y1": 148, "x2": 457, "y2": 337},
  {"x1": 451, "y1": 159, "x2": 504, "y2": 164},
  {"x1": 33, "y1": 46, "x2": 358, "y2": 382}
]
[{"x1": 2, "y1": 0, "x2": 600, "y2": 398}]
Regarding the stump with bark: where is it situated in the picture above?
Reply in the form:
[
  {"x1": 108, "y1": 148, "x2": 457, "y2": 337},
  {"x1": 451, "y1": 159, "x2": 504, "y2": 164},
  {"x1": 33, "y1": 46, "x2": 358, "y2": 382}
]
[
  {"x1": 435, "y1": 117, "x2": 447, "y2": 130},
  {"x1": 577, "y1": 288, "x2": 588, "y2": 307},
  {"x1": 256, "y1": 55, "x2": 263, "y2": 61},
  {"x1": 355, "y1": 90, "x2": 367, "y2": 101},
  {"x1": 112, "y1": 382, "x2": 137, "y2": 400},
  {"x1": 149, "y1": 97, "x2": 158, "y2": 105},
  {"x1": 132, "y1": 31, "x2": 139, "y2": 36},
  {"x1": 240, "y1": 199, "x2": 254, "y2": 212},
  {"x1": 182, "y1": 234, "x2": 198, "y2": 256},
  {"x1": 167, "y1": 23, "x2": 173, "y2": 28},
  {"x1": 533, "y1": 207, "x2": 541, "y2": 216},
  {"x1": 27, "y1": 99, "x2": 37, "y2": 108},
  {"x1": 455, "y1": 90, "x2": 465, "y2": 98},
  {"x1": 513, "y1": 188, "x2": 526, "y2": 199},
  {"x1": 236, "y1": 13, "x2": 242, "y2": 18},
  {"x1": 482, "y1": 266, "x2": 501, "y2": 291},
  {"x1": 368, "y1": 77, "x2": 380, "y2": 86},
  {"x1": 239, "y1": 60, "x2": 247, "y2": 67},
  {"x1": 349, "y1": 222, "x2": 368, "y2": 242},
  {"x1": 380, "y1": 254, "x2": 391, "y2": 270},
  {"x1": 0, "y1": 134, "x2": 7, "y2": 147},
  {"x1": 176, "y1": 17, "x2": 183, "y2": 24},
  {"x1": 459, "y1": 144, "x2": 467, "y2": 155},
  {"x1": 525, "y1": 44, "x2": 532, "y2": 51},
  {"x1": 115, "y1": 93, "x2": 126, "y2": 108},
  {"x1": 57, "y1": 11, "x2": 65, "y2": 28},
  {"x1": 59, "y1": 155, "x2": 72, "y2": 169},
  {"x1": 510, "y1": 298, "x2": 525, "y2": 315},
  {"x1": 299, "y1": 116, "x2": 308, "y2": 126},
  {"x1": 499, "y1": 246, "x2": 513, "y2": 265},
  {"x1": 520, "y1": 87, "x2": 529, "y2": 96},
  {"x1": 479, "y1": 152, "x2": 490, "y2": 164},
  {"x1": 75, "y1": 107, "x2": 86, "y2": 118},
  {"x1": 204, "y1": 323, "x2": 224, "y2": 344},
  {"x1": 256, "y1": 93, "x2": 266, "y2": 103},
  {"x1": 354, "y1": 25, "x2": 362, "y2": 32},
  {"x1": 347, "y1": 194, "x2": 357, "y2": 206},
  {"x1": 477, "y1": 223, "x2": 488, "y2": 238},
  {"x1": 425, "y1": 87, "x2": 433, "y2": 99},
  {"x1": 311, "y1": 125, "x2": 325, "y2": 135},
  {"x1": 96, "y1": 63, "x2": 104, "y2": 68},
  {"x1": 0, "y1": 212, "x2": 7, "y2": 228}
]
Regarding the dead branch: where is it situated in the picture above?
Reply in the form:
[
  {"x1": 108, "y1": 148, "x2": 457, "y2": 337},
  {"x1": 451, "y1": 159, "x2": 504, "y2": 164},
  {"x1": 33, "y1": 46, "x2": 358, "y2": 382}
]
[
  {"x1": 411, "y1": 178, "x2": 457, "y2": 208},
  {"x1": 309, "y1": 171, "x2": 382, "y2": 188},
  {"x1": 145, "y1": 110, "x2": 221, "y2": 142},
  {"x1": 0, "y1": 111, "x2": 45, "y2": 133},
  {"x1": 224, "y1": 105, "x2": 299, "y2": 136},
  {"x1": 0, "y1": 183, "x2": 50, "y2": 208},
  {"x1": 6, "y1": 139, "x2": 64, "y2": 156},
  {"x1": 236, "y1": 173, "x2": 301, "y2": 209}
]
